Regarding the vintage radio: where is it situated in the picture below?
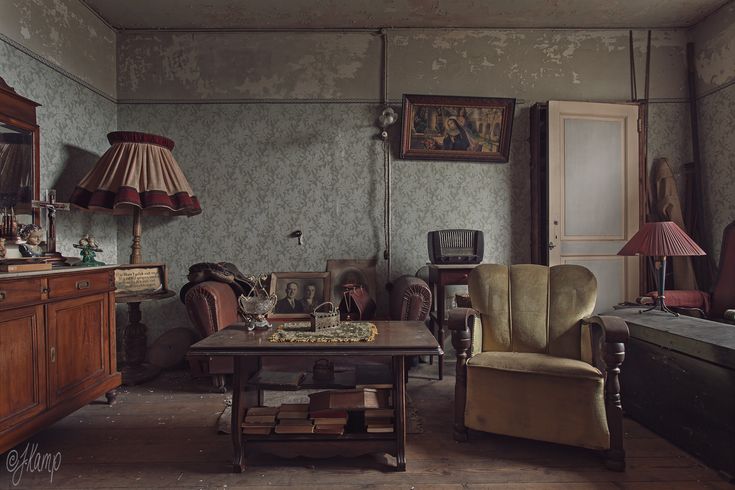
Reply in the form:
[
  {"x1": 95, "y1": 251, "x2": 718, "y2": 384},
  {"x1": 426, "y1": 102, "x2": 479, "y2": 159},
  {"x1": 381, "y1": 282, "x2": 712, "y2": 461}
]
[{"x1": 428, "y1": 229, "x2": 484, "y2": 264}]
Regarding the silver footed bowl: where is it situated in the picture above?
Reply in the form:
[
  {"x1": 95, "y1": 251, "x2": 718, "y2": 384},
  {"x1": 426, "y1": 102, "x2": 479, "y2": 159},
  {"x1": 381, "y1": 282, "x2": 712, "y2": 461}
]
[{"x1": 238, "y1": 293, "x2": 277, "y2": 316}]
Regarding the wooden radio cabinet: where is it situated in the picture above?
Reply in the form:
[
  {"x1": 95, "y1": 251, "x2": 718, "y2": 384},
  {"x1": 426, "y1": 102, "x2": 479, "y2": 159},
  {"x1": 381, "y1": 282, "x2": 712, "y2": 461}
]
[{"x1": 0, "y1": 267, "x2": 121, "y2": 455}]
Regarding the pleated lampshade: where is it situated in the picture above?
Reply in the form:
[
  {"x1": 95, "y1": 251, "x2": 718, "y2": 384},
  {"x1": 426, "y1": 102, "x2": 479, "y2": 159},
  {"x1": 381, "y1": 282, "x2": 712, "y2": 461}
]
[
  {"x1": 618, "y1": 221, "x2": 705, "y2": 257},
  {"x1": 70, "y1": 131, "x2": 201, "y2": 216}
]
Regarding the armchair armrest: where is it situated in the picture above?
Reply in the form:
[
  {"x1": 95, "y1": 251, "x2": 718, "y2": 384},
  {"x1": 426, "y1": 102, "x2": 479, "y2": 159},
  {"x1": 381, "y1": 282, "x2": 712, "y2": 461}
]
[
  {"x1": 448, "y1": 307, "x2": 479, "y2": 442},
  {"x1": 581, "y1": 315, "x2": 629, "y2": 471}
]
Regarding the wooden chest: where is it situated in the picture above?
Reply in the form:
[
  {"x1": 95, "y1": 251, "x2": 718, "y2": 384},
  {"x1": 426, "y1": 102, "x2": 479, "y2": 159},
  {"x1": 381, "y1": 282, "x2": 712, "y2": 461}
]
[{"x1": 611, "y1": 308, "x2": 735, "y2": 479}]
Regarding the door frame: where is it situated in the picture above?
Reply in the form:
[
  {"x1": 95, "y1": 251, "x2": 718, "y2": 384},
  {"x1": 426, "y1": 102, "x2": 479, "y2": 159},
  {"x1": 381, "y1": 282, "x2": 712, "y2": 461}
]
[{"x1": 530, "y1": 100, "x2": 648, "y2": 295}]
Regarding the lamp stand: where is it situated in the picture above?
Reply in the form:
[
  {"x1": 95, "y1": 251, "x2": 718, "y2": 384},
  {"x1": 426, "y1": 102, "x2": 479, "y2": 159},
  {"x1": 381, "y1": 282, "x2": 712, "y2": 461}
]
[
  {"x1": 640, "y1": 256, "x2": 679, "y2": 316},
  {"x1": 121, "y1": 207, "x2": 161, "y2": 385}
]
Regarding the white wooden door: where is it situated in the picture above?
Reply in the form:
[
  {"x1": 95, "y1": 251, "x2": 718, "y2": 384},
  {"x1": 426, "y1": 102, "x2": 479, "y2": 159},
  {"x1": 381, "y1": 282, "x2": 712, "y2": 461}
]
[{"x1": 548, "y1": 101, "x2": 640, "y2": 313}]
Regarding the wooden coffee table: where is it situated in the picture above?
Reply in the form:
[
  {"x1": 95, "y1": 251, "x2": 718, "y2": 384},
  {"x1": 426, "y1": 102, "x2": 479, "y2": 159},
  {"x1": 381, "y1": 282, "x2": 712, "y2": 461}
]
[{"x1": 188, "y1": 320, "x2": 442, "y2": 472}]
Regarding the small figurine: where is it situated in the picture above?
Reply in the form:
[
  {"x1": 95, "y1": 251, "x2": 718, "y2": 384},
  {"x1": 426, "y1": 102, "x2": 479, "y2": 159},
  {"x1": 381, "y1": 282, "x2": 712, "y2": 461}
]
[
  {"x1": 0, "y1": 237, "x2": 5, "y2": 259},
  {"x1": 73, "y1": 234, "x2": 105, "y2": 266},
  {"x1": 18, "y1": 224, "x2": 45, "y2": 257}
]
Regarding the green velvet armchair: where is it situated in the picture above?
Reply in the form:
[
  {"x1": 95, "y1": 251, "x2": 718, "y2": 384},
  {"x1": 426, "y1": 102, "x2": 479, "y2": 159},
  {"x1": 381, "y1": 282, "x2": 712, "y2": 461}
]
[{"x1": 448, "y1": 264, "x2": 629, "y2": 470}]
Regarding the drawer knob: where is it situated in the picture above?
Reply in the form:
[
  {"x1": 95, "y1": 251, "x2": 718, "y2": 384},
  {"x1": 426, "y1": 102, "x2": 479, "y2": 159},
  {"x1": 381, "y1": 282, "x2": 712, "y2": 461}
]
[
  {"x1": 0, "y1": 291, "x2": 5, "y2": 301},
  {"x1": 76, "y1": 280, "x2": 91, "y2": 290}
]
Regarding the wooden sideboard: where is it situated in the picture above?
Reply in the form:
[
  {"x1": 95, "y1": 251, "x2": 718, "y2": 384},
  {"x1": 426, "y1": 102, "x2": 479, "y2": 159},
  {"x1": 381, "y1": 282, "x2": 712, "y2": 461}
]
[{"x1": 0, "y1": 266, "x2": 121, "y2": 455}]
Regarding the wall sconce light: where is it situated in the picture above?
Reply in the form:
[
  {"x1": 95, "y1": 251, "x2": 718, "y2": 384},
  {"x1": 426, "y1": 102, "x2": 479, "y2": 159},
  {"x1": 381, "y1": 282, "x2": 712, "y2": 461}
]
[{"x1": 378, "y1": 107, "x2": 397, "y2": 140}]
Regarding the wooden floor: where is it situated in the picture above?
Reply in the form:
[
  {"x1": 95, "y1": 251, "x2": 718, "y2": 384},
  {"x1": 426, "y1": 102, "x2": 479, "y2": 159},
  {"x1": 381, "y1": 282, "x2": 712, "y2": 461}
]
[{"x1": 1, "y1": 362, "x2": 732, "y2": 489}]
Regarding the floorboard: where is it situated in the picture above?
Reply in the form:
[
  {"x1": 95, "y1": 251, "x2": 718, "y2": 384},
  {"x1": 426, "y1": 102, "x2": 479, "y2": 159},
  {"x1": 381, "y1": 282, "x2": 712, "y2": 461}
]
[{"x1": 0, "y1": 362, "x2": 731, "y2": 489}]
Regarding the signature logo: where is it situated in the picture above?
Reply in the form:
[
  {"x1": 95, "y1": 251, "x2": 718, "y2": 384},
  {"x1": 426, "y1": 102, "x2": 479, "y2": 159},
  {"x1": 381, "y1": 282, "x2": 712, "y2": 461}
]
[{"x1": 5, "y1": 443, "x2": 62, "y2": 486}]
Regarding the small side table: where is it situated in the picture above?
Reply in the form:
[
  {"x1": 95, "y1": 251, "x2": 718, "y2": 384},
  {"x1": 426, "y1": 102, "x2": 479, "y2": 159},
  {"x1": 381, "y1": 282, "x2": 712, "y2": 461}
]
[
  {"x1": 427, "y1": 264, "x2": 480, "y2": 380},
  {"x1": 116, "y1": 289, "x2": 176, "y2": 385}
]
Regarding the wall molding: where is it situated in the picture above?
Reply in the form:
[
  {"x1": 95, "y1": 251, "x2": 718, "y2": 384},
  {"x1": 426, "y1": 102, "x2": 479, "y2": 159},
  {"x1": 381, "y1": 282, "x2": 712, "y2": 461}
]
[{"x1": 0, "y1": 34, "x2": 116, "y2": 103}]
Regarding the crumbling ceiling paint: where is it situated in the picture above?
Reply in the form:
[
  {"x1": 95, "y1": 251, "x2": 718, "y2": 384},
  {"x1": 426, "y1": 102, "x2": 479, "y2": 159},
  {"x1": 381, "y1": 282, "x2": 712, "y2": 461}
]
[{"x1": 82, "y1": 0, "x2": 728, "y2": 29}]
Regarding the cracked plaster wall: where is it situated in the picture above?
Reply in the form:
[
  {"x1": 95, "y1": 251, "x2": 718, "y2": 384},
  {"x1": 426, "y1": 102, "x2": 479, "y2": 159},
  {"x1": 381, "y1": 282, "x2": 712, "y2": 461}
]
[
  {"x1": 0, "y1": 0, "x2": 116, "y2": 98},
  {"x1": 691, "y1": 2, "x2": 735, "y2": 263}
]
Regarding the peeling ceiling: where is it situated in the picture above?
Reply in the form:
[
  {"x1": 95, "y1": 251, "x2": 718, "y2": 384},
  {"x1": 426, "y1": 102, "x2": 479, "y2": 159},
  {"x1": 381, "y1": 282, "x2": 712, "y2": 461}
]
[{"x1": 82, "y1": 0, "x2": 730, "y2": 30}]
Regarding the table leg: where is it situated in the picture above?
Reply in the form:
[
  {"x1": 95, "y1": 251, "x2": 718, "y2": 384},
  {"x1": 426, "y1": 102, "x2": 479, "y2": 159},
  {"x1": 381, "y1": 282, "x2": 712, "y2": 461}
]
[
  {"x1": 231, "y1": 357, "x2": 246, "y2": 473},
  {"x1": 231, "y1": 356, "x2": 260, "y2": 473},
  {"x1": 393, "y1": 355, "x2": 407, "y2": 471}
]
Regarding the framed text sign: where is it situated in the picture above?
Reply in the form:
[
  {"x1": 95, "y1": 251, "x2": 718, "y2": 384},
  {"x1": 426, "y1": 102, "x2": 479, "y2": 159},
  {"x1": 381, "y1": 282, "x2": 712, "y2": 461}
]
[{"x1": 115, "y1": 263, "x2": 168, "y2": 299}]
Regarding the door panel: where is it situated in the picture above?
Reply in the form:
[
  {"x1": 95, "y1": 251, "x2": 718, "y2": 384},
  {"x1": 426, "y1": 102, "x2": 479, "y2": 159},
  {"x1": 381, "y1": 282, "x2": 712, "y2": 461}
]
[
  {"x1": 549, "y1": 101, "x2": 640, "y2": 313},
  {"x1": 47, "y1": 294, "x2": 109, "y2": 406},
  {"x1": 0, "y1": 306, "x2": 46, "y2": 432}
]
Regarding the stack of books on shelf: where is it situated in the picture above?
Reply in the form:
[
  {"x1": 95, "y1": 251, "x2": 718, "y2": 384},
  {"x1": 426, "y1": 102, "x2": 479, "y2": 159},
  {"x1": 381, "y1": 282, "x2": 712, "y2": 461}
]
[
  {"x1": 274, "y1": 403, "x2": 314, "y2": 434},
  {"x1": 309, "y1": 409, "x2": 348, "y2": 435},
  {"x1": 241, "y1": 406, "x2": 278, "y2": 435},
  {"x1": 364, "y1": 408, "x2": 394, "y2": 433}
]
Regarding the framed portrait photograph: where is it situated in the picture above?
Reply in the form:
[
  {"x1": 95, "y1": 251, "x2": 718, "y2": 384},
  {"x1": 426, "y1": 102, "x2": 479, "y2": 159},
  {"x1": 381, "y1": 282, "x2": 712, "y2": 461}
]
[
  {"x1": 400, "y1": 94, "x2": 516, "y2": 163},
  {"x1": 268, "y1": 272, "x2": 331, "y2": 319},
  {"x1": 326, "y1": 258, "x2": 378, "y2": 305}
]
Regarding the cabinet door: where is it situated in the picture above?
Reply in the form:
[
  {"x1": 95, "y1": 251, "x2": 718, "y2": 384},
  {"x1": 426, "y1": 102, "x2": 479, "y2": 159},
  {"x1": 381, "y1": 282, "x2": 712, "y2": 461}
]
[
  {"x1": 0, "y1": 306, "x2": 46, "y2": 433},
  {"x1": 47, "y1": 294, "x2": 109, "y2": 406}
]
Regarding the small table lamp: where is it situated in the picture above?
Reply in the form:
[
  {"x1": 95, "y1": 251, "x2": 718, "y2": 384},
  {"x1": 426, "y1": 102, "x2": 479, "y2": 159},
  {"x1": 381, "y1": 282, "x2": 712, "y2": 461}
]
[
  {"x1": 70, "y1": 131, "x2": 201, "y2": 383},
  {"x1": 618, "y1": 221, "x2": 705, "y2": 315}
]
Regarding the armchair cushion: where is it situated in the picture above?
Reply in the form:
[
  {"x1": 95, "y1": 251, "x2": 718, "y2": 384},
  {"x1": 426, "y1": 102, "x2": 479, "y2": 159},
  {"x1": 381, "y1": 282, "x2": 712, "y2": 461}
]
[{"x1": 465, "y1": 351, "x2": 609, "y2": 450}]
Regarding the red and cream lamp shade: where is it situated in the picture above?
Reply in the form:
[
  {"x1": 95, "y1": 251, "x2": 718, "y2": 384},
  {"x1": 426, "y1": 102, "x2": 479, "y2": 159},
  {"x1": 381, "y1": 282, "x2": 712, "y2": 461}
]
[
  {"x1": 618, "y1": 221, "x2": 705, "y2": 315},
  {"x1": 70, "y1": 131, "x2": 201, "y2": 217},
  {"x1": 70, "y1": 131, "x2": 200, "y2": 265}
]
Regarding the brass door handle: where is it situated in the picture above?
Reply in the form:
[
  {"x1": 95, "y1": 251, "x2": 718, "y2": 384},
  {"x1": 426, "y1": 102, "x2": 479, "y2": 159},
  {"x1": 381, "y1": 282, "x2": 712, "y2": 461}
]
[
  {"x1": 76, "y1": 280, "x2": 91, "y2": 290},
  {"x1": 50, "y1": 347, "x2": 56, "y2": 363}
]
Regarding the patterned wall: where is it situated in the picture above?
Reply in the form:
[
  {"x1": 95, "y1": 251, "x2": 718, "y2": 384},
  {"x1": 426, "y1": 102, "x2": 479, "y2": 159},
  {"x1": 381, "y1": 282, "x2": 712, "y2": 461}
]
[
  {"x1": 116, "y1": 102, "x2": 528, "y2": 340},
  {"x1": 699, "y1": 84, "x2": 735, "y2": 262},
  {"x1": 0, "y1": 39, "x2": 118, "y2": 263}
]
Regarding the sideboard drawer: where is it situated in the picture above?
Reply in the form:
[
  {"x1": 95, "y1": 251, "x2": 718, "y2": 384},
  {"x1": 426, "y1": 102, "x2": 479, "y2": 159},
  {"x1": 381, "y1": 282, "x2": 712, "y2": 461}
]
[
  {"x1": 48, "y1": 271, "x2": 111, "y2": 298},
  {"x1": 0, "y1": 278, "x2": 44, "y2": 308}
]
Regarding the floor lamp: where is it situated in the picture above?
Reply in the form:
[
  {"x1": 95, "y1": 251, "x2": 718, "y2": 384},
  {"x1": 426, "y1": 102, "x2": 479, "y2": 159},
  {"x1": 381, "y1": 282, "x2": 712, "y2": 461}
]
[
  {"x1": 618, "y1": 221, "x2": 705, "y2": 316},
  {"x1": 70, "y1": 131, "x2": 201, "y2": 383}
]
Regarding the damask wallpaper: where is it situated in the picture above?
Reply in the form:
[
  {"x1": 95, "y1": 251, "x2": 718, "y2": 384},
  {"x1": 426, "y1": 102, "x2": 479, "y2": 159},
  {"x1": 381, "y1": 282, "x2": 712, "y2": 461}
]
[
  {"x1": 699, "y1": 83, "x2": 735, "y2": 262},
  {"x1": 0, "y1": 39, "x2": 118, "y2": 264},
  {"x1": 117, "y1": 103, "x2": 528, "y2": 340}
]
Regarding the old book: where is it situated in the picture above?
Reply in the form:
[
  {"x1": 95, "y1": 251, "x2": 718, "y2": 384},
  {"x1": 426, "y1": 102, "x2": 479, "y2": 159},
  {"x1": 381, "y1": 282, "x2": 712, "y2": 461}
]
[
  {"x1": 364, "y1": 408, "x2": 394, "y2": 418},
  {"x1": 278, "y1": 403, "x2": 310, "y2": 419},
  {"x1": 0, "y1": 262, "x2": 52, "y2": 273},
  {"x1": 314, "y1": 424, "x2": 345, "y2": 435},
  {"x1": 244, "y1": 414, "x2": 276, "y2": 424},
  {"x1": 366, "y1": 424, "x2": 394, "y2": 433},
  {"x1": 312, "y1": 415, "x2": 348, "y2": 425},
  {"x1": 242, "y1": 426, "x2": 273, "y2": 435},
  {"x1": 308, "y1": 388, "x2": 379, "y2": 412},
  {"x1": 363, "y1": 417, "x2": 392, "y2": 426},
  {"x1": 275, "y1": 424, "x2": 314, "y2": 434},
  {"x1": 247, "y1": 406, "x2": 279, "y2": 416},
  {"x1": 248, "y1": 370, "x2": 305, "y2": 390},
  {"x1": 277, "y1": 418, "x2": 313, "y2": 426}
]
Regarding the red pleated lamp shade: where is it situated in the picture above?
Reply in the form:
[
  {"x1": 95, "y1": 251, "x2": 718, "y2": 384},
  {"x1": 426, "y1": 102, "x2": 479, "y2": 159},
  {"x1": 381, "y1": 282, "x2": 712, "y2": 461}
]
[
  {"x1": 69, "y1": 131, "x2": 201, "y2": 216},
  {"x1": 618, "y1": 221, "x2": 706, "y2": 257}
]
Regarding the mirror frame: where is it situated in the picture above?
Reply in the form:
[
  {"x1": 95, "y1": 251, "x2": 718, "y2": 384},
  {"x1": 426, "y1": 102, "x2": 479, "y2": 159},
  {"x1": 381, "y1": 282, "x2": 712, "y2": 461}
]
[{"x1": 0, "y1": 76, "x2": 41, "y2": 226}]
